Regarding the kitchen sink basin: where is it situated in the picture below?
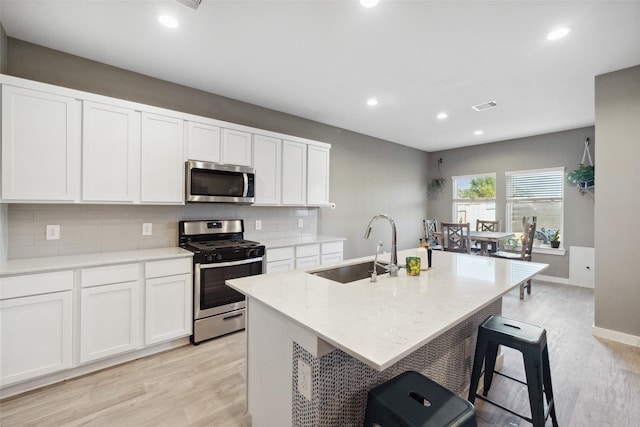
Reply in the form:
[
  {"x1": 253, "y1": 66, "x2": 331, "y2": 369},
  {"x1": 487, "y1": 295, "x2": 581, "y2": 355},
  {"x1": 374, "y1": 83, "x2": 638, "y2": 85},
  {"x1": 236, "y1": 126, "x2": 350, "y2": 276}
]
[{"x1": 308, "y1": 261, "x2": 388, "y2": 284}]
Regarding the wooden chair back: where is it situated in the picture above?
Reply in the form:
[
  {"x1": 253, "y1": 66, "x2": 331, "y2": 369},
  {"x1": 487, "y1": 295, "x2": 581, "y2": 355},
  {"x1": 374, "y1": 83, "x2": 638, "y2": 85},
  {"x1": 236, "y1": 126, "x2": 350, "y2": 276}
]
[
  {"x1": 424, "y1": 219, "x2": 440, "y2": 247},
  {"x1": 440, "y1": 222, "x2": 471, "y2": 253},
  {"x1": 476, "y1": 219, "x2": 501, "y2": 232},
  {"x1": 521, "y1": 222, "x2": 537, "y2": 262}
]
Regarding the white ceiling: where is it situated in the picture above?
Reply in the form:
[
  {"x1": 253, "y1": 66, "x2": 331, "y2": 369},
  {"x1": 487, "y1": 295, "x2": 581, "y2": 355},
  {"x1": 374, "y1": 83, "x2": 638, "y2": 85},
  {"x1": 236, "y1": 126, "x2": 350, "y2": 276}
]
[{"x1": 1, "y1": 0, "x2": 639, "y2": 152}]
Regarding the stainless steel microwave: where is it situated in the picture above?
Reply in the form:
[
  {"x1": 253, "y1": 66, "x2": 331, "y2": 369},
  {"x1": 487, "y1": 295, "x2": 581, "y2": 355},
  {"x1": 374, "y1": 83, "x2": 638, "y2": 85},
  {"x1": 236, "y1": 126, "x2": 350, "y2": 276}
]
[{"x1": 186, "y1": 160, "x2": 255, "y2": 203}]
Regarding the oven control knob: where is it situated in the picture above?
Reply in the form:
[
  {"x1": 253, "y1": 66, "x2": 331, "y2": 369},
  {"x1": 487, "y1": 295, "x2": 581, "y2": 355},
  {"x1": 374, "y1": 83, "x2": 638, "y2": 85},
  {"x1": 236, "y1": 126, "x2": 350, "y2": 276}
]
[
  {"x1": 246, "y1": 249, "x2": 254, "y2": 258},
  {"x1": 206, "y1": 254, "x2": 214, "y2": 262},
  {"x1": 216, "y1": 253, "x2": 223, "y2": 261}
]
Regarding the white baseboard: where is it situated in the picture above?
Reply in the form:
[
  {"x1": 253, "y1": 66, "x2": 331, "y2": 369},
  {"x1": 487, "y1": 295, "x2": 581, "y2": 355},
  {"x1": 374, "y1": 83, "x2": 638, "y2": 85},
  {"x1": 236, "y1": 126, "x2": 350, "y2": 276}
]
[
  {"x1": 534, "y1": 274, "x2": 569, "y2": 285},
  {"x1": 592, "y1": 325, "x2": 640, "y2": 348}
]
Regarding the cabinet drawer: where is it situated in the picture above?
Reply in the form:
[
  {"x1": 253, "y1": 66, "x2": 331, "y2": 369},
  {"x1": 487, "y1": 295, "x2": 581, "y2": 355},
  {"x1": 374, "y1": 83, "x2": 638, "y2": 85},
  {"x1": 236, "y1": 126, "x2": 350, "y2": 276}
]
[
  {"x1": 146, "y1": 258, "x2": 192, "y2": 279},
  {"x1": 81, "y1": 263, "x2": 139, "y2": 288},
  {"x1": 296, "y1": 244, "x2": 320, "y2": 258},
  {"x1": 267, "y1": 247, "x2": 294, "y2": 262},
  {"x1": 1, "y1": 270, "x2": 73, "y2": 300},
  {"x1": 322, "y1": 241, "x2": 343, "y2": 255}
]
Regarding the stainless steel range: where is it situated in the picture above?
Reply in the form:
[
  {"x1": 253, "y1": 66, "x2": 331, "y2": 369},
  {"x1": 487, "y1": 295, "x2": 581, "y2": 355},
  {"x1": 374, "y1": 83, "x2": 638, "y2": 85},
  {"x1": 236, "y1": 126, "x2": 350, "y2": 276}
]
[{"x1": 179, "y1": 219, "x2": 265, "y2": 344}]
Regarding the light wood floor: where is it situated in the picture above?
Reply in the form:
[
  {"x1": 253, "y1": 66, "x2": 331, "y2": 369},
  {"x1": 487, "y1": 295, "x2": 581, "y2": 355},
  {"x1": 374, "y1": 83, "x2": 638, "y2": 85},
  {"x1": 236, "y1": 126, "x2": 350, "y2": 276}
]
[{"x1": 1, "y1": 281, "x2": 639, "y2": 426}]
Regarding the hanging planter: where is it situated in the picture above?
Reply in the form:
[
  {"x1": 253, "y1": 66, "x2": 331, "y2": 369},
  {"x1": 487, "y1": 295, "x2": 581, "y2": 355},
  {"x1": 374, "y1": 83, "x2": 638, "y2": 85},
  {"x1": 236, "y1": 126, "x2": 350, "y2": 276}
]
[
  {"x1": 428, "y1": 158, "x2": 446, "y2": 197},
  {"x1": 567, "y1": 138, "x2": 594, "y2": 195}
]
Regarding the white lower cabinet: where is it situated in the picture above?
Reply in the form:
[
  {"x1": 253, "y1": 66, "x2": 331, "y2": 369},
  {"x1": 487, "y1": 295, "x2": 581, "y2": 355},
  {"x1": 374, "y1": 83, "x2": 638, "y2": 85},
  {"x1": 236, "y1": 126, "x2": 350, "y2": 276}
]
[
  {"x1": 266, "y1": 247, "x2": 295, "y2": 274},
  {"x1": 295, "y1": 244, "x2": 320, "y2": 269},
  {"x1": 0, "y1": 271, "x2": 73, "y2": 386},
  {"x1": 144, "y1": 259, "x2": 192, "y2": 345},
  {"x1": 321, "y1": 241, "x2": 344, "y2": 265},
  {"x1": 265, "y1": 242, "x2": 343, "y2": 274},
  {"x1": 80, "y1": 264, "x2": 141, "y2": 363}
]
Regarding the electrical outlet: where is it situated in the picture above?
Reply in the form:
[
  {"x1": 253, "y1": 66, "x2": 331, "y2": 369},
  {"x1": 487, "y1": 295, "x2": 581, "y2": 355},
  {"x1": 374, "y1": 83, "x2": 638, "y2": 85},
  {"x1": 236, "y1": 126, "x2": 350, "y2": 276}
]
[
  {"x1": 255, "y1": 219, "x2": 262, "y2": 230},
  {"x1": 142, "y1": 223, "x2": 153, "y2": 236},
  {"x1": 298, "y1": 218, "x2": 304, "y2": 228},
  {"x1": 297, "y1": 359, "x2": 312, "y2": 400},
  {"x1": 46, "y1": 224, "x2": 60, "y2": 240}
]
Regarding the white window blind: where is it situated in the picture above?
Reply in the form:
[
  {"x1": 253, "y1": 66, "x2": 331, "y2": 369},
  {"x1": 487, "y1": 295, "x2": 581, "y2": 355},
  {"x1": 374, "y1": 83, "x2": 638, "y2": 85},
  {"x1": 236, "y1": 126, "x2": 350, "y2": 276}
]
[
  {"x1": 506, "y1": 168, "x2": 564, "y2": 200},
  {"x1": 505, "y1": 167, "x2": 564, "y2": 243}
]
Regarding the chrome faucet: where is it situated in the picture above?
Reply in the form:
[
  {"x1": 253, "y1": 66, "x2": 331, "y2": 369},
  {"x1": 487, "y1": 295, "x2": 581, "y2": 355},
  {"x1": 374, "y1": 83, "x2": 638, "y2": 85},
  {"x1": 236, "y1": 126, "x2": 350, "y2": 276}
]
[{"x1": 364, "y1": 214, "x2": 399, "y2": 277}]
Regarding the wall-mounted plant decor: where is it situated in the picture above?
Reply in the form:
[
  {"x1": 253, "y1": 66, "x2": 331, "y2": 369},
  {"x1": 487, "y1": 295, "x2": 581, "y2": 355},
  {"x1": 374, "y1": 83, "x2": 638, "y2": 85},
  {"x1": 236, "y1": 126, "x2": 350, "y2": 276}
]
[
  {"x1": 428, "y1": 158, "x2": 446, "y2": 197},
  {"x1": 567, "y1": 138, "x2": 594, "y2": 195}
]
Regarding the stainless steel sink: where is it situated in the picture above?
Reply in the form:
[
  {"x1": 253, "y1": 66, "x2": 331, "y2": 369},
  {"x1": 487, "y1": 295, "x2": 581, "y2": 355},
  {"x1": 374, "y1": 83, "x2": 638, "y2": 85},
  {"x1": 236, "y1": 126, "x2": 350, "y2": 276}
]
[{"x1": 308, "y1": 261, "x2": 387, "y2": 284}]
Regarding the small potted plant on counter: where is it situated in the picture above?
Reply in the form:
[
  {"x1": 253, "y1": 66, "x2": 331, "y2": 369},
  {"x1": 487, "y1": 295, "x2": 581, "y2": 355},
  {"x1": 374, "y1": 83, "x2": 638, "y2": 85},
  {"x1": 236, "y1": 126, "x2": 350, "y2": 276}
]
[{"x1": 549, "y1": 229, "x2": 561, "y2": 248}]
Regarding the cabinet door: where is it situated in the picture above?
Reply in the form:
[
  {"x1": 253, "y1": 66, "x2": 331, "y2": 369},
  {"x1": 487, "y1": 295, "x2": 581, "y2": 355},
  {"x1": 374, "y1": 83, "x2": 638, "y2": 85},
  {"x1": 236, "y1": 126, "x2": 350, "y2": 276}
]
[
  {"x1": 80, "y1": 281, "x2": 140, "y2": 363},
  {"x1": 0, "y1": 291, "x2": 73, "y2": 385},
  {"x1": 1, "y1": 85, "x2": 81, "y2": 201},
  {"x1": 296, "y1": 255, "x2": 320, "y2": 269},
  {"x1": 307, "y1": 145, "x2": 330, "y2": 206},
  {"x1": 266, "y1": 259, "x2": 295, "y2": 274},
  {"x1": 222, "y1": 128, "x2": 252, "y2": 166},
  {"x1": 281, "y1": 140, "x2": 307, "y2": 205},
  {"x1": 145, "y1": 273, "x2": 192, "y2": 345},
  {"x1": 140, "y1": 113, "x2": 185, "y2": 203},
  {"x1": 187, "y1": 121, "x2": 221, "y2": 163},
  {"x1": 253, "y1": 134, "x2": 282, "y2": 205},
  {"x1": 82, "y1": 102, "x2": 140, "y2": 202},
  {"x1": 321, "y1": 253, "x2": 343, "y2": 265}
]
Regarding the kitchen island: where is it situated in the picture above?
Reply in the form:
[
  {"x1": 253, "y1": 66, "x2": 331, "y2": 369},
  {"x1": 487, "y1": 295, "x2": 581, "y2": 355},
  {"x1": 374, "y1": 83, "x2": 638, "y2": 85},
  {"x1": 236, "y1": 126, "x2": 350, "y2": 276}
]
[{"x1": 227, "y1": 249, "x2": 548, "y2": 426}]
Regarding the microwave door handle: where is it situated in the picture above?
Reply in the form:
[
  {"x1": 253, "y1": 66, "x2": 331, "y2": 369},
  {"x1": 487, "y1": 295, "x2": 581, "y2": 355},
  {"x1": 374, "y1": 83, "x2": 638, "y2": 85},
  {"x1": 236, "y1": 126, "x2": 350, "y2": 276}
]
[{"x1": 243, "y1": 173, "x2": 249, "y2": 197}]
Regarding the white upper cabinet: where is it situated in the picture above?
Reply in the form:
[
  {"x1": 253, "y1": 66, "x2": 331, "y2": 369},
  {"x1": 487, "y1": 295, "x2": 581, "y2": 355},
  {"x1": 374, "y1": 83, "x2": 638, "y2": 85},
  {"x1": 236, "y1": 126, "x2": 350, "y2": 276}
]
[
  {"x1": 253, "y1": 134, "x2": 282, "y2": 205},
  {"x1": 82, "y1": 102, "x2": 141, "y2": 203},
  {"x1": 1, "y1": 85, "x2": 81, "y2": 201},
  {"x1": 140, "y1": 113, "x2": 185, "y2": 204},
  {"x1": 221, "y1": 128, "x2": 252, "y2": 166},
  {"x1": 307, "y1": 145, "x2": 330, "y2": 206},
  {"x1": 187, "y1": 120, "x2": 221, "y2": 163},
  {"x1": 282, "y1": 140, "x2": 307, "y2": 205}
]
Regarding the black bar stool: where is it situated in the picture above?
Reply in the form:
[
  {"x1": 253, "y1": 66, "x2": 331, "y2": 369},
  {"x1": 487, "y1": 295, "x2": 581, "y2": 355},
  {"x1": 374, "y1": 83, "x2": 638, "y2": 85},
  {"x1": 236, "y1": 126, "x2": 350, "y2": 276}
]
[
  {"x1": 364, "y1": 370, "x2": 477, "y2": 427},
  {"x1": 468, "y1": 315, "x2": 558, "y2": 427}
]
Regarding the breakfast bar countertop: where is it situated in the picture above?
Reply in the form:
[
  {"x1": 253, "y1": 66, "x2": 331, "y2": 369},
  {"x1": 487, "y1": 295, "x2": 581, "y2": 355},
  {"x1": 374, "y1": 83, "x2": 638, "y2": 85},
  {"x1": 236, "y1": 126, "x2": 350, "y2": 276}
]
[{"x1": 227, "y1": 248, "x2": 548, "y2": 371}]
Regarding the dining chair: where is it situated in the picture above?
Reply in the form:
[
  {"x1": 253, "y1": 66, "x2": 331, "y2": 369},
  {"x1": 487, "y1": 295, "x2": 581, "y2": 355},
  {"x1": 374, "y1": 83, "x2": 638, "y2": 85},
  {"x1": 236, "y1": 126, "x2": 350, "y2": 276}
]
[
  {"x1": 440, "y1": 222, "x2": 471, "y2": 254},
  {"x1": 473, "y1": 219, "x2": 502, "y2": 254},
  {"x1": 491, "y1": 222, "x2": 537, "y2": 299},
  {"x1": 423, "y1": 219, "x2": 442, "y2": 250}
]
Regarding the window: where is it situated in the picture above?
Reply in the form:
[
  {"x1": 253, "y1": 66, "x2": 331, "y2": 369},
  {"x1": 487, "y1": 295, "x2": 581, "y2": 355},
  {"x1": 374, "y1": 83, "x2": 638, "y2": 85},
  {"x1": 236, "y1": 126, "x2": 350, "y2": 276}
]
[
  {"x1": 452, "y1": 174, "x2": 496, "y2": 225},
  {"x1": 505, "y1": 167, "x2": 564, "y2": 246}
]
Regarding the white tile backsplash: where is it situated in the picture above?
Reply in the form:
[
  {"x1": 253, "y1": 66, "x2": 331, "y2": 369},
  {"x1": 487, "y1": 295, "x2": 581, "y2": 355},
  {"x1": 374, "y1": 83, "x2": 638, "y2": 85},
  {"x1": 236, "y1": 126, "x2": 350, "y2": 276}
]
[{"x1": 4, "y1": 204, "x2": 318, "y2": 259}]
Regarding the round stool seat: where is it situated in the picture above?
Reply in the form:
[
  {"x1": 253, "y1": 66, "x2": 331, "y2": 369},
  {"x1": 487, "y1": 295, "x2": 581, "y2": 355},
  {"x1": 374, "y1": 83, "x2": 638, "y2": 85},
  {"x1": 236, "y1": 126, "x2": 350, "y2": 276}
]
[{"x1": 365, "y1": 371, "x2": 477, "y2": 427}]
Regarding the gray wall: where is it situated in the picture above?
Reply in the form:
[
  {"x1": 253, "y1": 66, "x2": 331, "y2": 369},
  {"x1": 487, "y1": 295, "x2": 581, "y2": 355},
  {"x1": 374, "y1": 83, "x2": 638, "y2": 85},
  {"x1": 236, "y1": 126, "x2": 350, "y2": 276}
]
[
  {"x1": 594, "y1": 65, "x2": 640, "y2": 338},
  {"x1": 0, "y1": 24, "x2": 7, "y2": 73},
  {"x1": 4, "y1": 38, "x2": 429, "y2": 259},
  {"x1": 427, "y1": 127, "x2": 596, "y2": 279}
]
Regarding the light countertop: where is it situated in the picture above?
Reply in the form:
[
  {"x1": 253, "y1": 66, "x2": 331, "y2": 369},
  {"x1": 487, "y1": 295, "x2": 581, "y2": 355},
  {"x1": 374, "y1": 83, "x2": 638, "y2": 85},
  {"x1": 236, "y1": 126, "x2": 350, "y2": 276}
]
[
  {"x1": 227, "y1": 248, "x2": 548, "y2": 371},
  {"x1": 260, "y1": 235, "x2": 345, "y2": 249},
  {"x1": 0, "y1": 247, "x2": 193, "y2": 276}
]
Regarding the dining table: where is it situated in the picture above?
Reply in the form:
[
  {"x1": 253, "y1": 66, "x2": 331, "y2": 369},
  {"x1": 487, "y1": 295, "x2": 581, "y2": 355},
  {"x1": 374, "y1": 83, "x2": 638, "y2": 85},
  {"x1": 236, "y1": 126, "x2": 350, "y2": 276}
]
[{"x1": 434, "y1": 230, "x2": 514, "y2": 256}]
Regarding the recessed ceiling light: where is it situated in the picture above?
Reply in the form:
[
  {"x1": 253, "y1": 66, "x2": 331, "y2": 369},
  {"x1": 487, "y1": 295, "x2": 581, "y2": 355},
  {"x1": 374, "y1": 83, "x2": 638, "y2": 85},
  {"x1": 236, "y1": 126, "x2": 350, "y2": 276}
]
[
  {"x1": 547, "y1": 27, "x2": 571, "y2": 41},
  {"x1": 360, "y1": 0, "x2": 380, "y2": 8},
  {"x1": 366, "y1": 98, "x2": 379, "y2": 106},
  {"x1": 474, "y1": 130, "x2": 484, "y2": 136},
  {"x1": 159, "y1": 15, "x2": 179, "y2": 29},
  {"x1": 436, "y1": 112, "x2": 448, "y2": 120}
]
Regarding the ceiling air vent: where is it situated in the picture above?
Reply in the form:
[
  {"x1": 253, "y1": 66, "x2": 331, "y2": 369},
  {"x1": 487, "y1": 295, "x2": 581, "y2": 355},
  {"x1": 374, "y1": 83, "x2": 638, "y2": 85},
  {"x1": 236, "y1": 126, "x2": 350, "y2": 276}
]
[
  {"x1": 471, "y1": 101, "x2": 498, "y2": 112},
  {"x1": 176, "y1": 0, "x2": 202, "y2": 10}
]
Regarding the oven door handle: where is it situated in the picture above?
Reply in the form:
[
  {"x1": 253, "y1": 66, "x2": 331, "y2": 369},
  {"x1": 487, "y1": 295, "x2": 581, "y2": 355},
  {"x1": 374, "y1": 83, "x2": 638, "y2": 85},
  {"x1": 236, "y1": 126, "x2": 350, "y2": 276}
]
[
  {"x1": 223, "y1": 312, "x2": 244, "y2": 321},
  {"x1": 197, "y1": 257, "x2": 264, "y2": 269}
]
